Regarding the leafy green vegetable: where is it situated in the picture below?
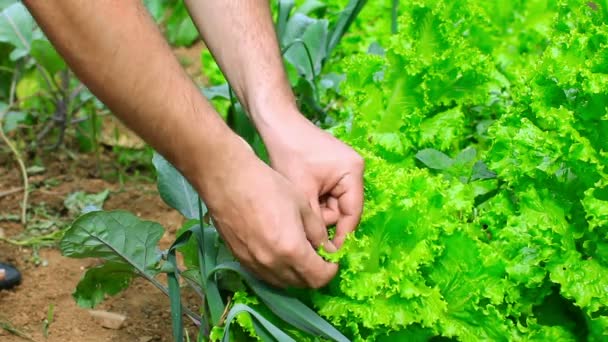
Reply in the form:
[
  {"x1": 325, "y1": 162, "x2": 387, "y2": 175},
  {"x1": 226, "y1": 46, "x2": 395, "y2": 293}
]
[
  {"x1": 58, "y1": 1, "x2": 608, "y2": 341},
  {"x1": 309, "y1": 0, "x2": 608, "y2": 340}
]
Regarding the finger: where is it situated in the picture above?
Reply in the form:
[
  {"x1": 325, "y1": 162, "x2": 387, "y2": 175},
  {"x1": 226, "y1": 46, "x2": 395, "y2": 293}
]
[
  {"x1": 320, "y1": 196, "x2": 339, "y2": 226},
  {"x1": 267, "y1": 265, "x2": 306, "y2": 288},
  {"x1": 300, "y1": 201, "x2": 336, "y2": 253},
  {"x1": 309, "y1": 194, "x2": 323, "y2": 221},
  {"x1": 292, "y1": 246, "x2": 339, "y2": 289},
  {"x1": 332, "y1": 173, "x2": 364, "y2": 248},
  {"x1": 248, "y1": 261, "x2": 303, "y2": 289}
]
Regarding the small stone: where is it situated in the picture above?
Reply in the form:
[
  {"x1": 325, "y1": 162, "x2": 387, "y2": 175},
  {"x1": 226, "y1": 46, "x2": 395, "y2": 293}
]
[
  {"x1": 0, "y1": 228, "x2": 5, "y2": 239},
  {"x1": 138, "y1": 337, "x2": 154, "y2": 342},
  {"x1": 88, "y1": 310, "x2": 127, "y2": 330}
]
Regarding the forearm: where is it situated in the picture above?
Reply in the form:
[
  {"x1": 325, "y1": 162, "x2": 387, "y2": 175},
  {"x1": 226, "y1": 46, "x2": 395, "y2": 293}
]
[
  {"x1": 184, "y1": 0, "x2": 301, "y2": 133},
  {"x1": 23, "y1": 0, "x2": 243, "y2": 194}
]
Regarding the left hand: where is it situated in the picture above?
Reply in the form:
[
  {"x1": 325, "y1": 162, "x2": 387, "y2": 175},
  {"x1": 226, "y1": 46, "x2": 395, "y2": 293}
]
[{"x1": 259, "y1": 112, "x2": 365, "y2": 248}]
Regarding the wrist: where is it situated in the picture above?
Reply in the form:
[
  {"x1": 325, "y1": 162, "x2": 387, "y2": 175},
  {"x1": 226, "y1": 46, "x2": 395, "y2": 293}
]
[
  {"x1": 243, "y1": 72, "x2": 300, "y2": 130},
  {"x1": 187, "y1": 128, "x2": 259, "y2": 201},
  {"x1": 252, "y1": 106, "x2": 309, "y2": 146}
]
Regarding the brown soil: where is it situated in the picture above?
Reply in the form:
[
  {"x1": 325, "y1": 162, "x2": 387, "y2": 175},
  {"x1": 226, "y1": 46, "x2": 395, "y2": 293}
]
[{"x1": 0, "y1": 153, "x2": 193, "y2": 342}]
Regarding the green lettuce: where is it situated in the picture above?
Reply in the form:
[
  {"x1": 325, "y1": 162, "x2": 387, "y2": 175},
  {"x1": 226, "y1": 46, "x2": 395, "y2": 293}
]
[{"x1": 309, "y1": 0, "x2": 608, "y2": 340}]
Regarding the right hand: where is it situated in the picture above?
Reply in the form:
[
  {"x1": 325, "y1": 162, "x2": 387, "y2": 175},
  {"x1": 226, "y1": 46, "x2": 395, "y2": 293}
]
[{"x1": 196, "y1": 138, "x2": 339, "y2": 289}]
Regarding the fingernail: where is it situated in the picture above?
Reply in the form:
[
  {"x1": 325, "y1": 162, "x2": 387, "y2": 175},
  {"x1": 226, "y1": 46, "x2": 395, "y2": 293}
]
[{"x1": 323, "y1": 240, "x2": 337, "y2": 253}]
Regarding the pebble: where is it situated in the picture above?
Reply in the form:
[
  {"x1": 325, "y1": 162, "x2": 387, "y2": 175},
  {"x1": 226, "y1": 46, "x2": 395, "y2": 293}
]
[{"x1": 88, "y1": 310, "x2": 127, "y2": 330}]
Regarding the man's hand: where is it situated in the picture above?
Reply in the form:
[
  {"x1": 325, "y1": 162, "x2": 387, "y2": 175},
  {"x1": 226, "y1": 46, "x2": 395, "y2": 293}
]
[
  {"x1": 196, "y1": 139, "x2": 339, "y2": 289},
  {"x1": 185, "y1": 1, "x2": 366, "y2": 248},
  {"x1": 259, "y1": 112, "x2": 365, "y2": 248},
  {"x1": 22, "y1": 0, "x2": 340, "y2": 289}
]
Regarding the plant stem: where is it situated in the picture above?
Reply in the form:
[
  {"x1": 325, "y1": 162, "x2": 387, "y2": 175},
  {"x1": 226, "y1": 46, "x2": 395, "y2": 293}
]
[
  {"x1": 0, "y1": 70, "x2": 29, "y2": 225},
  {"x1": 145, "y1": 275, "x2": 201, "y2": 325}
]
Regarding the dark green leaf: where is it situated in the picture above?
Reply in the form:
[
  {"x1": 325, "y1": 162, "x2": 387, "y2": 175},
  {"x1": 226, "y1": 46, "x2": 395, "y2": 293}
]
[
  {"x1": 143, "y1": 0, "x2": 167, "y2": 22},
  {"x1": 60, "y1": 210, "x2": 163, "y2": 276},
  {"x1": 30, "y1": 39, "x2": 66, "y2": 75},
  {"x1": 175, "y1": 219, "x2": 200, "y2": 269},
  {"x1": 454, "y1": 147, "x2": 477, "y2": 166},
  {"x1": 165, "y1": 2, "x2": 198, "y2": 47},
  {"x1": 415, "y1": 148, "x2": 454, "y2": 170},
  {"x1": 471, "y1": 160, "x2": 497, "y2": 181},
  {"x1": 282, "y1": 15, "x2": 328, "y2": 80},
  {"x1": 73, "y1": 262, "x2": 134, "y2": 309},
  {"x1": 276, "y1": 0, "x2": 295, "y2": 39},
  {"x1": 152, "y1": 152, "x2": 203, "y2": 220},
  {"x1": 226, "y1": 101, "x2": 257, "y2": 145}
]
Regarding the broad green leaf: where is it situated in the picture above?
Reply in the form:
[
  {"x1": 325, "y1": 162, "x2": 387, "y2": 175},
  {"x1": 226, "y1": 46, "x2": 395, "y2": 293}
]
[
  {"x1": 415, "y1": 148, "x2": 453, "y2": 170},
  {"x1": 276, "y1": 0, "x2": 295, "y2": 39},
  {"x1": 471, "y1": 161, "x2": 497, "y2": 181},
  {"x1": 226, "y1": 101, "x2": 258, "y2": 146},
  {"x1": 143, "y1": 0, "x2": 167, "y2": 22},
  {"x1": 16, "y1": 71, "x2": 41, "y2": 99},
  {"x1": 60, "y1": 210, "x2": 163, "y2": 275},
  {"x1": 0, "y1": 3, "x2": 35, "y2": 60},
  {"x1": 454, "y1": 147, "x2": 477, "y2": 166},
  {"x1": 164, "y1": 2, "x2": 198, "y2": 47},
  {"x1": 73, "y1": 262, "x2": 134, "y2": 308},
  {"x1": 175, "y1": 219, "x2": 200, "y2": 269},
  {"x1": 152, "y1": 152, "x2": 203, "y2": 220},
  {"x1": 282, "y1": 14, "x2": 328, "y2": 80},
  {"x1": 30, "y1": 39, "x2": 66, "y2": 75}
]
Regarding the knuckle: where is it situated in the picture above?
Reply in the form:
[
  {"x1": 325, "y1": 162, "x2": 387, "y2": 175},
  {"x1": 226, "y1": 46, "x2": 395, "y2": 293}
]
[
  {"x1": 276, "y1": 240, "x2": 300, "y2": 259},
  {"x1": 351, "y1": 155, "x2": 365, "y2": 171},
  {"x1": 307, "y1": 276, "x2": 328, "y2": 289},
  {"x1": 254, "y1": 250, "x2": 276, "y2": 268}
]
